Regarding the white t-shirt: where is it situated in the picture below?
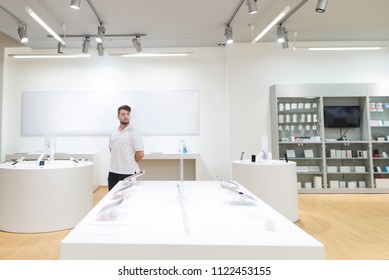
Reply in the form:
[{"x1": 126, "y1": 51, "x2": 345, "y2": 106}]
[{"x1": 109, "y1": 126, "x2": 144, "y2": 174}]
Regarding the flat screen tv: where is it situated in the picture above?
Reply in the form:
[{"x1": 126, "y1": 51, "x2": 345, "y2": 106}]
[{"x1": 324, "y1": 106, "x2": 360, "y2": 128}]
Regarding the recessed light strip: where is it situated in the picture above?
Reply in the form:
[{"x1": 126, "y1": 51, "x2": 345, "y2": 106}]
[
  {"x1": 252, "y1": 6, "x2": 291, "y2": 43},
  {"x1": 294, "y1": 46, "x2": 386, "y2": 51},
  {"x1": 10, "y1": 54, "x2": 90, "y2": 58},
  {"x1": 121, "y1": 53, "x2": 192, "y2": 57},
  {"x1": 25, "y1": 6, "x2": 66, "y2": 45}
]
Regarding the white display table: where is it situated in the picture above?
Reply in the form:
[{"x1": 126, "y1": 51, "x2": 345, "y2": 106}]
[
  {"x1": 0, "y1": 160, "x2": 93, "y2": 233},
  {"x1": 232, "y1": 160, "x2": 298, "y2": 222},
  {"x1": 61, "y1": 180, "x2": 323, "y2": 260},
  {"x1": 6, "y1": 152, "x2": 100, "y2": 191}
]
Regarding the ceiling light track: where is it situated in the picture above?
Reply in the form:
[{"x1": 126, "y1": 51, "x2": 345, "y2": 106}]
[
  {"x1": 224, "y1": 0, "x2": 251, "y2": 45},
  {"x1": 48, "y1": 33, "x2": 147, "y2": 39},
  {"x1": 278, "y1": 0, "x2": 308, "y2": 27},
  {"x1": 226, "y1": 0, "x2": 245, "y2": 27},
  {"x1": 86, "y1": 0, "x2": 103, "y2": 25},
  {"x1": 273, "y1": 0, "x2": 308, "y2": 49},
  {"x1": 0, "y1": 4, "x2": 29, "y2": 43}
]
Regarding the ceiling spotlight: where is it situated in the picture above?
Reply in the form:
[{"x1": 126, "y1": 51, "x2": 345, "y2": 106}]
[
  {"x1": 225, "y1": 25, "x2": 233, "y2": 44},
  {"x1": 132, "y1": 37, "x2": 142, "y2": 53},
  {"x1": 17, "y1": 24, "x2": 28, "y2": 43},
  {"x1": 281, "y1": 40, "x2": 289, "y2": 49},
  {"x1": 316, "y1": 0, "x2": 328, "y2": 13},
  {"x1": 95, "y1": 24, "x2": 105, "y2": 43},
  {"x1": 70, "y1": 0, "x2": 81, "y2": 10},
  {"x1": 252, "y1": 6, "x2": 291, "y2": 43},
  {"x1": 57, "y1": 42, "x2": 65, "y2": 54},
  {"x1": 97, "y1": 43, "x2": 104, "y2": 56},
  {"x1": 82, "y1": 37, "x2": 90, "y2": 53},
  {"x1": 246, "y1": 0, "x2": 258, "y2": 14},
  {"x1": 277, "y1": 26, "x2": 287, "y2": 44}
]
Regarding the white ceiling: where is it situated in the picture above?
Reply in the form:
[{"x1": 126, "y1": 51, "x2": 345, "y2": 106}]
[{"x1": 0, "y1": 0, "x2": 389, "y2": 50}]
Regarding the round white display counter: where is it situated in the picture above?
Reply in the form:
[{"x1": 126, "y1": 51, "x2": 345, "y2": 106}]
[
  {"x1": 232, "y1": 159, "x2": 298, "y2": 222},
  {"x1": 0, "y1": 160, "x2": 93, "y2": 233}
]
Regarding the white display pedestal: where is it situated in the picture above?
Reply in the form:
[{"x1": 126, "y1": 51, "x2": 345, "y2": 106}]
[
  {"x1": 6, "y1": 152, "x2": 100, "y2": 191},
  {"x1": 61, "y1": 180, "x2": 323, "y2": 260},
  {"x1": 232, "y1": 159, "x2": 299, "y2": 222},
  {"x1": 0, "y1": 160, "x2": 93, "y2": 233}
]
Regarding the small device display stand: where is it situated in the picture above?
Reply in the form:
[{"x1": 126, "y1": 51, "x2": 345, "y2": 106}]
[
  {"x1": 217, "y1": 177, "x2": 256, "y2": 205},
  {"x1": 177, "y1": 140, "x2": 190, "y2": 236}
]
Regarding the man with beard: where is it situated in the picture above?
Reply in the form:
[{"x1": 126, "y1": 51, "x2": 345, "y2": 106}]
[{"x1": 108, "y1": 105, "x2": 144, "y2": 191}]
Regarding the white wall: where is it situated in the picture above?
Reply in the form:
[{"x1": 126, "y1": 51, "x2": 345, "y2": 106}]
[
  {"x1": 0, "y1": 33, "x2": 22, "y2": 165},
  {"x1": 2, "y1": 47, "x2": 229, "y2": 184},
  {"x1": 3, "y1": 42, "x2": 389, "y2": 185}
]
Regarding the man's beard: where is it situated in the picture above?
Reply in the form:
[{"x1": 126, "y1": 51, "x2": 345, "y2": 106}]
[{"x1": 120, "y1": 120, "x2": 129, "y2": 125}]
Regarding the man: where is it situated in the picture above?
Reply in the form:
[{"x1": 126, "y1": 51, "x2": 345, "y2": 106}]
[{"x1": 108, "y1": 105, "x2": 144, "y2": 191}]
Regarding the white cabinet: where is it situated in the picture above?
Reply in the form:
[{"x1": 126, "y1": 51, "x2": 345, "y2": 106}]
[{"x1": 270, "y1": 83, "x2": 389, "y2": 193}]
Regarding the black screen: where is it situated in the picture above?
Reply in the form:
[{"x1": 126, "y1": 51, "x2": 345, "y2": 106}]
[{"x1": 324, "y1": 106, "x2": 360, "y2": 128}]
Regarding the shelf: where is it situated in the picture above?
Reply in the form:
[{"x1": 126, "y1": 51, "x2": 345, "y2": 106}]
[
  {"x1": 290, "y1": 157, "x2": 322, "y2": 160},
  {"x1": 325, "y1": 141, "x2": 370, "y2": 144},
  {"x1": 327, "y1": 172, "x2": 370, "y2": 175},
  {"x1": 279, "y1": 141, "x2": 322, "y2": 144},
  {"x1": 326, "y1": 157, "x2": 369, "y2": 160},
  {"x1": 298, "y1": 188, "x2": 389, "y2": 194},
  {"x1": 270, "y1": 84, "x2": 389, "y2": 193}
]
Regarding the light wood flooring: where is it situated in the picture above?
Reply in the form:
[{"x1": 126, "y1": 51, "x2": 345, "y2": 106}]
[{"x1": 1, "y1": 187, "x2": 389, "y2": 260}]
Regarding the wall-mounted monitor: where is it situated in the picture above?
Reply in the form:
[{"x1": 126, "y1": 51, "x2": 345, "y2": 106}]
[{"x1": 324, "y1": 106, "x2": 360, "y2": 128}]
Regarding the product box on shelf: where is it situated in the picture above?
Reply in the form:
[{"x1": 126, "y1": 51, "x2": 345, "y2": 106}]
[
  {"x1": 329, "y1": 180, "x2": 340, "y2": 188},
  {"x1": 358, "y1": 181, "x2": 366, "y2": 188},
  {"x1": 313, "y1": 176, "x2": 322, "y2": 189},
  {"x1": 339, "y1": 166, "x2": 351, "y2": 173},
  {"x1": 353, "y1": 166, "x2": 366, "y2": 173},
  {"x1": 327, "y1": 166, "x2": 338, "y2": 173},
  {"x1": 375, "y1": 179, "x2": 389, "y2": 188}
]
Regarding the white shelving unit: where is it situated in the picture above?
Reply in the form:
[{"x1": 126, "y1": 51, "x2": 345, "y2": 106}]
[{"x1": 270, "y1": 83, "x2": 389, "y2": 194}]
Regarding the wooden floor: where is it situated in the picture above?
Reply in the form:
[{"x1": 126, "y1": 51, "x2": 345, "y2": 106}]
[{"x1": 1, "y1": 187, "x2": 389, "y2": 260}]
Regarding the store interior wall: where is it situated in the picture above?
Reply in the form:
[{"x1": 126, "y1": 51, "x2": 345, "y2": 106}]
[
  {"x1": 0, "y1": 32, "x2": 22, "y2": 164},
  {"x1": 2, "y1": 47, "x2": 228, "y2": 184},
  {"x1": 2, "y1": 42, "x2": 389, "y2": 184}
]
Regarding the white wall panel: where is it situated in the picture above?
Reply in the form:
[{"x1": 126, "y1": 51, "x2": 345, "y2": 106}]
[{"x1": 22, "y1": 90, "x2": 199, "y2": 135}]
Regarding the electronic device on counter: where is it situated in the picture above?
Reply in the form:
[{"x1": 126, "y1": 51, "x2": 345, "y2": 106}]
[
  {"x1": 11, "y1": 157, "x2": 25, "y2": 166},
  {"x1": 123, "y1": 170, "x2": 145, "y2": 182}
]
